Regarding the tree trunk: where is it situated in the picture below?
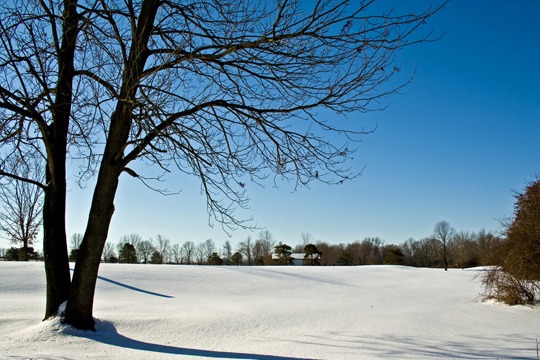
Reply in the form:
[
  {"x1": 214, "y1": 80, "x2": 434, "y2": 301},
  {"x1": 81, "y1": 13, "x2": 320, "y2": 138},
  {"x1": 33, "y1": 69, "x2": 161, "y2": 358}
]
[
  {"x1": 42, "y1": 0, "x2": 79, "y2": 320},
  {"x1": 443, "y1": 244, "x2": 448, "y2": 271},
  {"x1": 21, "y1": 239, "x2": 28, "y2": 261},
  {"x1": 63, "y1": 104, "x2": 132, "y2": 330},
  {"x1": 64, "y1": 153, "x2": 122, "y2": 330},
  {"x1": 43, "y1": 160, "x2": 71, "y2": 319}
]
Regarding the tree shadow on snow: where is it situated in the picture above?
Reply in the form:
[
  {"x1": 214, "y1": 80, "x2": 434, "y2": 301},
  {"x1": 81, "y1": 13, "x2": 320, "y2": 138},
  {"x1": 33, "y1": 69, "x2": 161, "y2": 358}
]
[
  {"x1": 96, "y1": 274, "x2": 174, "y2": 298},
  {"x1": 70, "y1": 268, "x2": 174, "y2": 298},
  {"x1": 265, "y1": 332, "x2": 536, "y2": 359},
  {"x1": 78, "y1": 319, "x2": 315, "y2": 360},
  {"x1": 223, "y1": 266, "x2": 354, "y2": 288}
]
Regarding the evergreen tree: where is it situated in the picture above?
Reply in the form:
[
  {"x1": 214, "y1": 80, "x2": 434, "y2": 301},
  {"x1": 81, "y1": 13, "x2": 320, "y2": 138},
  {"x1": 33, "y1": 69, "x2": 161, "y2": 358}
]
[
  {"x1": 303, "y1": 244, "x2": 322, "y2": 265},
  {"x1": 118, "y1": 243, "x2": 138, "y2": 264},
  {"x1": 274, "y1": 243, "x2": 292, "y2": 265},
  {"x1": 150, "y1": 251, "x2": 163, "y2": 264},
  {"x1": 383, "y1": 245, "x2": 405, "y2": 265},
  {"x1": 208, "y1": 252, "x2": 223, "y2": 265},
  {"x1": 230, "y1": 252, "x2": 243, "y2": 266}
]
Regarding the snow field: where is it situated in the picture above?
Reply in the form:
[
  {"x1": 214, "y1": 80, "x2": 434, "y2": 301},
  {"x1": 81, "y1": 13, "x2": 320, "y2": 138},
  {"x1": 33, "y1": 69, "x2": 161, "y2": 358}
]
[{"x1": 0, "y1": 262, "x2": 538, "y2": 359}]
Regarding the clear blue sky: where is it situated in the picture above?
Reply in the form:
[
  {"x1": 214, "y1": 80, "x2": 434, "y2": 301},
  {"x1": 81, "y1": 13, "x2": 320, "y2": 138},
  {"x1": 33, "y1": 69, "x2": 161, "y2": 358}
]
[{"x1": 2, "y1": 1, "x2": 540, "y2": 251}]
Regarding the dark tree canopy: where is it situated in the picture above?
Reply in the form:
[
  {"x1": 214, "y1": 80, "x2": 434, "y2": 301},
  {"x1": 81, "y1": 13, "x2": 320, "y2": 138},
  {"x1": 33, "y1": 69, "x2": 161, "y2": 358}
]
[
  {"x1": 230, "y1": 251, "x2": 243, "y2": 266},
  {"x1": 208, "y1": 252, "x2": 223, "y2": 265},
  {"x1": 118, "y1": 243, "x2": 138, "y2": 264},
  {"x1": 274, "y1": 243, "x2": 292, "y2": 265},
  {"x1": 0, "y1": 0, "x2": 444, "y2": 330},
  {"x1": 304, "y1": 243, "x2": 322, "y2": 265},
  {"x1": 505, "y1": 178, "x2": 540, "y2": 281}
]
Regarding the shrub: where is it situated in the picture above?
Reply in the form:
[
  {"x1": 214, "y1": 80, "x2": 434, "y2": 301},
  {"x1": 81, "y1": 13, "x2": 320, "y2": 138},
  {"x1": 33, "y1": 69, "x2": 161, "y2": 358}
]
[{"x1": 480, "y1": 267, "x2": 538, "y2": 305}]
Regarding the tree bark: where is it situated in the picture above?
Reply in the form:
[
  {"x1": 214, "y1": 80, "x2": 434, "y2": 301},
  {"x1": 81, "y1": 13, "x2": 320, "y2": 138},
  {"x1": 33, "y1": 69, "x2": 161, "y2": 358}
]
[
  {"x1": 43, "y1": 154, "x2": 71, "y2": 319},
  {"x1": 42, "y1": 0, "x2": 79, "y2": 319},
  {"x1": 64, "y1": 158, "x2": 121, "y2": 330}
]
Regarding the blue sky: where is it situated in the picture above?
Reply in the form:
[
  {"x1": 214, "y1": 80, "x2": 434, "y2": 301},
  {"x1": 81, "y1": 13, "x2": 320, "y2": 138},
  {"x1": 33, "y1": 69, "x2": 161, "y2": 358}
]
[{"x1": 2, "y1": 1, "x2": 540, "y2": 251}]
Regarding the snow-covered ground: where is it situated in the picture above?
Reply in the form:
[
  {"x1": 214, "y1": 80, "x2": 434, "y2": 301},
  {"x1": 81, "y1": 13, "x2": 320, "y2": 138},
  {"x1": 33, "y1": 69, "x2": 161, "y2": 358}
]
[{"x1": 0, "y1": 262, "x2": 538, "y2": 359}]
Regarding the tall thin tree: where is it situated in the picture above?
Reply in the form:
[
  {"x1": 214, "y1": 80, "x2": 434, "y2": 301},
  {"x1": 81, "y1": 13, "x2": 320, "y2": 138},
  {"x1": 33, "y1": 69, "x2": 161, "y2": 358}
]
[{"x1": 433, "y1": 220, "x2": 455, "y2": 271}]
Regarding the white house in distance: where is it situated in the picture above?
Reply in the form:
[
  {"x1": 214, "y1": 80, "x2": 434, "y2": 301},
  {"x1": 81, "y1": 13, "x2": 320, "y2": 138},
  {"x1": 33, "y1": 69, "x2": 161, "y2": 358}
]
[{"x1": 271, "y1": 252, "x2": 320, "y2": 266}]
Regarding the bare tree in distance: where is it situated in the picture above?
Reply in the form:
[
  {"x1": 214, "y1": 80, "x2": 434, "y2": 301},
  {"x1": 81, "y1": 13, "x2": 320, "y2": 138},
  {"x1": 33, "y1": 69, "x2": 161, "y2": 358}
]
[
  {"x1": 195, "y1": 242, "x2": 206, "y2": 265},
  {"x1": 0, "y1": 160, "x2": 44, "y2": 261},
  {"x1": 181, "y1": 241, "x2": 195, "y2": 265},
  {"x1": 70, "y1": 234, "x2": 83, "y2": 251},
  {"x1": 238, "y1": 236, "x2": 254, "y2": 265},
  {"x1": 222, "y1": 240, "x2": 233, "y2": 265},
  {"x1": 0, "y1": 0, "x2": 445, "y2": 329},
  {"x1": 102, "y1": 242, "x2": 117, "y2": 263},
  {"x1": 119, "y1": 234, "x2": 143, "y2": 248},
  {"x1": 69, "y1": 233, "x2": 84, "y2": 261},
  {"x1": 156, "y1": 234, "x2": 171, "y2": 264},
  {"x1": 202, "y1": 239, "x2": 215, "y2": 261},
  {"x1": 301, "y1": 233, "x2": 314, "y2": 247},
  {"x1": 433, "y1": 220, "x2": 455, "y2": 271},
  {"x1": 170, "y1": 243, "x2": 182, "y2": 264},
  {"x1": 136, "y1": 240, "x2": 154, "y2": 264},
  {"x1": 257, "y1": 230, "x2": 276, "y2": 263}
]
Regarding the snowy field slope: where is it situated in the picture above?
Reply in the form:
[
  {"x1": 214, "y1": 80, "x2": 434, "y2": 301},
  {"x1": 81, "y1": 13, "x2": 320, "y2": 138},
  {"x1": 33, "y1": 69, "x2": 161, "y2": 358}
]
[{"x1": 0, "y1": 262, "x2": 538, "y2": 359}]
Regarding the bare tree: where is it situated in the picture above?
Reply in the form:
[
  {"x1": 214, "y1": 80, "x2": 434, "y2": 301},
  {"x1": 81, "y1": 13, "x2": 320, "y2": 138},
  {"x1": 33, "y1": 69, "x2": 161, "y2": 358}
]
[
  {"x1": 118, "y1": 234, "x2": 143, "y2": 251},
  {"x1": 316, "y1": 241, "x2": 340, "y2": 266},
  {"x1": 156, "y1": 234, "x2": 171, "y2": 264},
  {"x1": 222, "y1": 240, "x2": 233, "y2": 265},
  {"x1": 433, "y1": 220, "x2": 455, "y2": 271},
  {"x1": 0, "y1": 0, "x2": 443, "y2": 329},
  {"x1": 70, "y1": 233, "x2": 83, "y2": 250},
  {"x1": 257, "y1": 230, "x2": 276, "y2": 257},
  {"x1": 203, "y1": 238, "x2": 215, "y2": 261},
  {"x1": 0, "y1": 161, "x2": 43, "y2": 261},
  {"x1": 68, "y1": 233, "x2": 83, "y2": 261},
  {"x1": 136, "y1": 240, "x2": 155, "y2": 264},
  {"x1": 170, "y1": 243, "x2": 182, "y2": 264},
  {"x1": 181, "y1": 241, "x2": 195, "y2": 264},
  {"x1": 195, "y1": 242, "x2": 206, "y2": 265},
  {"x1": 102, "y1": 242, "x2": 117, "y2": 263},
  {"x1": 301, "y1": 233, "x2": 314, "y2": 246},
  {"x1": 238, "y1": 236, "x2": 253, "y2": 265}
]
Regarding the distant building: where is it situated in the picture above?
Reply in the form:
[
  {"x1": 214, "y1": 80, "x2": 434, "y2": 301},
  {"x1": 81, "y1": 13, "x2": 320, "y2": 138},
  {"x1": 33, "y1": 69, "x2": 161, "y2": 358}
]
[{"x1": 271, "y1": 252, "x2": 320, "y2": 266}]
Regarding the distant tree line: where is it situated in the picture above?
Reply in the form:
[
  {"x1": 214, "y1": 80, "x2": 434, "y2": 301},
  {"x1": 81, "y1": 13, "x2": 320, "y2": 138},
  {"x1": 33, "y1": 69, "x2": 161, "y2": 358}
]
[
  {"x1": 3, "y1": 222, "x2": 505, "y2": 270},
  {"x1": 314, "y1": 227, "x2": 504, "y2": 268}
]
